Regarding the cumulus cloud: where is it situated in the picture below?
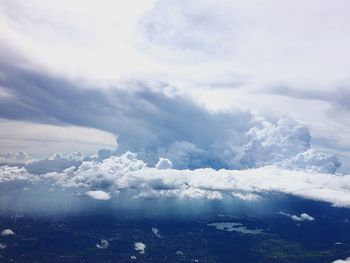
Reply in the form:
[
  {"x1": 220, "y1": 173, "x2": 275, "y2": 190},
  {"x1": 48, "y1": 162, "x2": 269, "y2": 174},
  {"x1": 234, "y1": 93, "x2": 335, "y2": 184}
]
[
  {"x1": 0, "y1": 57, "x2": 342, "y2": 172},
  {"x1": 134, "y1": 242, "x2": 146, "y2": 254},
  {"x1": 0, "y1": 243, "x2": 7, "y2": 250},
  {"x1": 25, "y1": 152, "x2": 84, "y2": 174},
  {"x1": 151, "y1": 227, "x2": 161, "y2": 238},
  {"x1": 0, "y1": 165, "x2": 35, "y2": 183},
  {"x1": 333, "y1": 258, "x2": 350, "y2": 263},
  {"x1": 281, "y1": 149, "x2": 341, "y2": 174},
  {"x1": 1, "y1": 149, "x2": 349, "y2": 208},
  {"x1": 62, "y1": 152, "x2": 146, "y2": 188},
  {"x1": 155, "y1": 158, "x2": 172, "y2": 169},
  {"x1": 232, "y1": 192, "x2": 262, "y2": 202},
  {"x1": 1, "y1": 229, "x2": 15, "y2": 236},
  {"x1": 85, "y1": 190, "x2": 111, "y2": 201},
  {"x1": 279, "y1": 212, "x2": 315, "y2": 222},
  {"x1": 96, "y1": 239, "x2": 109, "y2": 249}
]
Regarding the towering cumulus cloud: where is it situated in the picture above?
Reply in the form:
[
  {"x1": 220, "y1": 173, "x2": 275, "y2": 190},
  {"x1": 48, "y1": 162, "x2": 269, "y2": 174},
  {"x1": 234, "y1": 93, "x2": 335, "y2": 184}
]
[
  {"x1": 0, "y1": 58, "x2": 340, "y2": 172},
  {"x1": 0, "y1": 57, "x2": 346, "y2": 209}
]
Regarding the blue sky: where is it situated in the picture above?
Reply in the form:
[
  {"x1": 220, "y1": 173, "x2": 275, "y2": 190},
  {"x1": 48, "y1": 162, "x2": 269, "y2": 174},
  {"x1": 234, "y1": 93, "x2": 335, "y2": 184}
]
[{"x1": 0, "y1": 0, "x2": 349, "y2": 173}]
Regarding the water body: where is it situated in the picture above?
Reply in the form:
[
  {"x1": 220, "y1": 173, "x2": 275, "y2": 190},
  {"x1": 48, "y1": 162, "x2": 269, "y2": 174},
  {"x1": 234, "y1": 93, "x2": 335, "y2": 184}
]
[{"x1": 207, "y1": 222, "x2": 265, "y2": 235}]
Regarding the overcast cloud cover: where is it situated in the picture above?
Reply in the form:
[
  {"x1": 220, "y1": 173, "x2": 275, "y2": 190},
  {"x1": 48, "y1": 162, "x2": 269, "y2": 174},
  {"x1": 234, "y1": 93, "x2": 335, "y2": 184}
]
[{"x1": 0, "y1": 0, "x2": 350, "y2": 209}]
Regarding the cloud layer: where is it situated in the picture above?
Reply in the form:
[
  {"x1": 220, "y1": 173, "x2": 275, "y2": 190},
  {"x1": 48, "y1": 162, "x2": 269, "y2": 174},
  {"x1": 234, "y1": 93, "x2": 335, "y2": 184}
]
[{"x1": 0, "y1": 148, "x2": 349, "y2": 208}]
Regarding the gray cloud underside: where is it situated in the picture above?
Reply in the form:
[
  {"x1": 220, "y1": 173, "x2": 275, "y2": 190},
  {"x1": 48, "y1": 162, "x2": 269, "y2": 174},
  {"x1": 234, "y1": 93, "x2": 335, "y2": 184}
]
[
  {"x1": 270, "y1": 85, "x2": 350, "y2": 114},
  {"x1": 0, "y1": 55, "x2": 341, "y2": 171},
  {"x1": 0, "y1": 56, "x2": 250, "y2": 155}
]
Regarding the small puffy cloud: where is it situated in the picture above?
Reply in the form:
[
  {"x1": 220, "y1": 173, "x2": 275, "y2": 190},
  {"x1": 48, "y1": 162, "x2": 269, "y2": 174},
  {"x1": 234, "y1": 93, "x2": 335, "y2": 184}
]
[
  {"x1": 134, "y1": 242, "x2": 146, "y2": 254},
  {"x1": 155, "y1": 158, "x2": 172, "y2": 169},
  {"x1": 96, "y1": 239, "x2": 109, "y2": 249},
  {"x1": 152, "y1": 227, "x2": 161, "y2": 238},
  {"x1": 1, "y1": 229, "x2": 15, "y2": 236},
  {"x1": 0, "y1": 243, "x2": 7, "y2": 250},
  {"x1": 333, "y1": 258, "x2": 350, "y2": 263},
  {"x1": 279, "y1": 212, "x2": 314, "y2": 222},
  {"x1": 294, "y1": 213, "x2": 315, "y2": 221},
  {"x1": 85, "y1": 190, "x2": 111, "y2": 201}
]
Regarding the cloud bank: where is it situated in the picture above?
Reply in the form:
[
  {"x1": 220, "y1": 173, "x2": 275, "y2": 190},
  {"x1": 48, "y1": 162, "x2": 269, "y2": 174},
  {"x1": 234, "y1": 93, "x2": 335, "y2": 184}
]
[{"x1": 0, "y1": 147, "x2": 349, "y2": 208}]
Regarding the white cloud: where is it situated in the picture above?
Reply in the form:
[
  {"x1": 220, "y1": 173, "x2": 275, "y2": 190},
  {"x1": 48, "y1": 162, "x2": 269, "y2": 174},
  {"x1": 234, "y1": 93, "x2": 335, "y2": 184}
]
[
  {"x1": 1, "y1": 0, "x2": 349, "y2": 89},
  {"x1": 333, "y1": 257, "x2": 350, "y2": 263},
  {"x1": 232, "y1": 192, "x2": 261, "y2": 202},
  {"x1": 151, "y1": 227, "x2": 161, "y2": 238},
  {"x1": 155, "y1": 158, "x2": 172, "y2": 169},
  {"x1": 281, "y1": 149, "x2": 341, "y2": 174},
  {"x1": 180, "y1": 186, "x2": 223, "y2": 200},
  {"x1": 134, "y1": 242, "x2": 146, "y2": 254},
  {"x1": 279, "y1": 212, "x2": 315, "y2": 221},
  {"x1": 63, "y1": 152, "x2": 146, "y2": 188},
  {"x1": 85, "y1": 190, "x2": 111, "y2": 201},
  {"x1": 1, "y1": 229, "x2": 15, "y2": 236},
  {"x1": 0, "y1": 165, "x2": 35, "y2": 183},
  {"x1": 0, "y1": 243, "x2": 7, "y2": 250},
  {"x1": 96, "y1": 239, "x2": 109, "y2": 249}
]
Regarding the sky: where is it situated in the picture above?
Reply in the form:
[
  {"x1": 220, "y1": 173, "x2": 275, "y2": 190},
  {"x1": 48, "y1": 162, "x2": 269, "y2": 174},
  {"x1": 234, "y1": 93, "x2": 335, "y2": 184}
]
[{"x1": 0, "y1": 0, "x2": 350, "y2": 206}]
